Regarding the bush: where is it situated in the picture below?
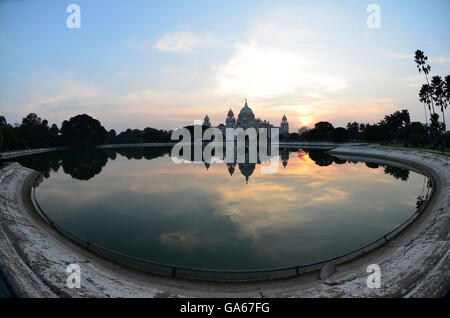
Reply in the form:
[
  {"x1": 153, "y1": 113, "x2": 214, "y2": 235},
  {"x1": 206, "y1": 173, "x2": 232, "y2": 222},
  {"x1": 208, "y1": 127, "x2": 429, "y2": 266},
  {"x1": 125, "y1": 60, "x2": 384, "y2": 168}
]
[{"x1": 409, "y1": 134, "x2": 426, "y2": 147}]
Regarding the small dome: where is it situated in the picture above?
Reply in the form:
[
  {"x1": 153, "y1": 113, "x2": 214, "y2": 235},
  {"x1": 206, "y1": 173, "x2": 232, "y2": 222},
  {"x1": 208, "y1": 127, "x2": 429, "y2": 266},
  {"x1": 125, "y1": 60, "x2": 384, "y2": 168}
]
[
  {"x1": 237, "y1": 99, "x2": 255, "y2": 125},
  {"x1": 203, "y1": 114, "x2": 211, "y2": 127},
  {"x1": 227, "y1": 108, "x2": 234, "y2": 117}
]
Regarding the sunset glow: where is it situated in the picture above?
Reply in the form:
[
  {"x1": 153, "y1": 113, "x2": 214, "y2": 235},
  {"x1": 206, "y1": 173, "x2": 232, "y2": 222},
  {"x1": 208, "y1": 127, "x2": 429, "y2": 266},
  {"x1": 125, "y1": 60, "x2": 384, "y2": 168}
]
[
  {"x1": 299, "y1": 116, "x2": 314, "y2": 127},
  {"x1": 0, "y1": 0, "x2": 449, "y2": 132}
]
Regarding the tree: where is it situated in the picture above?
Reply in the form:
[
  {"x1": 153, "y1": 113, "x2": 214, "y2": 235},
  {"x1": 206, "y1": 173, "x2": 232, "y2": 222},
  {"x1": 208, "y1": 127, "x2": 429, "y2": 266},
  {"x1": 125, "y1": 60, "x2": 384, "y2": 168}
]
[
  {"x1": 61, "y1": 114, "x2": 107, "y2": 147},
  {"x1": 431, "y1": 76, "x2": 447, "y2": 130},
  {"x1": 115, "y1": 129, "x2": 143, "y2": 144},
  {"x1": 332, "y1": 127, "x2": 349, "y2": 142},
  {"x1": 106, "y1": 129, "x2": 117, "y2": 144},
  {"x1": 419, "y1": 84, "x2": 432, "y2": 125},
  {"x1": 445, "y1": 75, "x2": 450, "y2": 106},
  {"x1": 142, "y1": 127, "x2": 170, "y2": 142},
  {"x1": 298, "y1": 127, "x2": 310, "y2": 140},
  {"x1": 386, "y1": 109, "x2": 410, "y2": 142},
  {"x1": 0, "y1": 123, "x2": 16, "y2": 151},
  {"x1": 429, "y1": 113, "x2": 445, "y2": 147},
  {"x1": 309, "y1": 122, "x2": 334, "y2": 141},
  {"x1": 414, "y1": 50, "x2": 435, "y2": 114},
  {"x1": 443, "y1": 75, "x2": 450, "y2": 129},
  {"x1": 48, "y1": 124, "x2": 60, "y2": 146},
  {"x1": 346, "y1": 122, "x2": 360, "y2": 141},
  {"x1": 407, "y1": 122, "x2": 427, "y2": 147},
  {"x1": 20, "y1": 113, "x2": 43, "y2": 148},
  {"x1": 298, "y1": 126, "x2": 308, "y2": 135},
  {"x1": 288, "y1": 132, "x2": 300, "y2": 141},
  {"x1": 363, "y1": 124, "x2": 381, "y2": 142},
  {"x1": 22, "y1": 113, "x2": 42, "y2": 127}
]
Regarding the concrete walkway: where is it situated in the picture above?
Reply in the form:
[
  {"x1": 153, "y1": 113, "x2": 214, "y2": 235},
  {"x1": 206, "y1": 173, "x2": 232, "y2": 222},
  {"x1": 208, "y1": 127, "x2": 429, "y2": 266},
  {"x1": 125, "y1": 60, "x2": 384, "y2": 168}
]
[{"x1": 0, "y1": 146, "x2": 448, "y2": 297}]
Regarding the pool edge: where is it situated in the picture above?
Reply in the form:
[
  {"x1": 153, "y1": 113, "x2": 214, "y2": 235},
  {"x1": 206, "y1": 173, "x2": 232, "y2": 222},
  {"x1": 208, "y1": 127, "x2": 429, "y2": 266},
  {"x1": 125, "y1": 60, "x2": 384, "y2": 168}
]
[{"x1": 0, "y1": 146, "x2": 448, "y2": 297}]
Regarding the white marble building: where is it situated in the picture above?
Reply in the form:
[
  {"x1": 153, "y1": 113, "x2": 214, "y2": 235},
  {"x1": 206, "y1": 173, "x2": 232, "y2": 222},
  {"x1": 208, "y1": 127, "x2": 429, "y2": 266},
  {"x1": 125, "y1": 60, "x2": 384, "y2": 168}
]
[{"x1": 203, "y1": 100, "x2": 289, "y2": 138}]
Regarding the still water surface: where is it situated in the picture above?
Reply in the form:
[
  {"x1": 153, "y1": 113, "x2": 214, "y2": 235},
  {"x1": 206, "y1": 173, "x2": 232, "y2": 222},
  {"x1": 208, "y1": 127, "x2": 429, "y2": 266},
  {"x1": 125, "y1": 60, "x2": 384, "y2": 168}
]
[{"x1": 15, "y1": 147, "x2": 426, "y2": 270}]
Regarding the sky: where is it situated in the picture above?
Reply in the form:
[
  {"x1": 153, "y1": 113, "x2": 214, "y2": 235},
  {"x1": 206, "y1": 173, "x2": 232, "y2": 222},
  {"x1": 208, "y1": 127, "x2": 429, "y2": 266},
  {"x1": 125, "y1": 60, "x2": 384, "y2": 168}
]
[{"x1": 0, "y1": 0, "x2": 449, "y2": 132}]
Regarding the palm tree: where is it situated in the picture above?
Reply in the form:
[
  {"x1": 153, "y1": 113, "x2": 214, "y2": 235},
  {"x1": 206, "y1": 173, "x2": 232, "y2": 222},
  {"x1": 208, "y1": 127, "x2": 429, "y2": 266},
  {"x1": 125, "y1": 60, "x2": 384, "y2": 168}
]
[
  {"x1": 414, "y1": 50, "x2": 435, "y2": 114},
  {"x1": 431, "y1": 76, "x2": 446, "y2": 130},
  {"x1": 419, "y1": 84, "x2": 431, "y2": 125},
  {"x1": 444, "y1": 75, "x2": 450, "y2": 130}
]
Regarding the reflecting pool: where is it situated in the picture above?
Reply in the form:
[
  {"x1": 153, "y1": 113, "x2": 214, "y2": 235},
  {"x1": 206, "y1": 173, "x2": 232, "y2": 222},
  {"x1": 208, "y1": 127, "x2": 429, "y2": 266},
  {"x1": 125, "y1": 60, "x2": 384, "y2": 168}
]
[{"x1": 14, "y1": 147, "x2": 427, "y2": 271}]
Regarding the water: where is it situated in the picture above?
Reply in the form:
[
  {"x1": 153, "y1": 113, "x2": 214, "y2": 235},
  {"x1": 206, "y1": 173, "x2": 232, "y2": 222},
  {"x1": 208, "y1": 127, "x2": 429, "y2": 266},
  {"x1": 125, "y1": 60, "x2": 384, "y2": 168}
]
[{"x1": 13, "y1": 147, "x2": 426, "y2": 272}]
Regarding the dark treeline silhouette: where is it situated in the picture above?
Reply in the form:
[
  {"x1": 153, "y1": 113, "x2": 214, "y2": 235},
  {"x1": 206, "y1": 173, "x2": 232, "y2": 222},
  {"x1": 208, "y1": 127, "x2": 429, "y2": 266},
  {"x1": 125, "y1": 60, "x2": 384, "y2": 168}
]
[
  {"x1": 413, "y1": 49, "x2": 448, "y2": 149},
  {"x1": 293, "y1": 108, "x2": 449, "y2": 148},
  {"x1": 306, "y1": 149, "x2": 409, "y2": 180},
  {"x1": 113, "y1": 127, "x2": 171, "y2": 144},
  {"x1": 0, "y1": 113, "x2": 172, "y2": 152},
  {"x1": 15, "y1": 147, "x2": 172, "y2": 181}
]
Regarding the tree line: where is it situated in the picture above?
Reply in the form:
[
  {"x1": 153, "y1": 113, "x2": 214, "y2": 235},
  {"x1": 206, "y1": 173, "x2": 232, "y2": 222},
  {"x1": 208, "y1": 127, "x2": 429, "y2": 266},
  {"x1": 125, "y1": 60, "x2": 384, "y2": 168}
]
[
  {"x1": 0, "y1": 113, "x2": 172, "y2": 152},
  {"x1": 289, "y1": 108, "x2": 449, "y2": 147},
  {"x1": 2, "y1": 108, "x2": 448, "y2": 152},
  {"x1": 289, "y1": 49, "x2": 449, "y2": 148}
]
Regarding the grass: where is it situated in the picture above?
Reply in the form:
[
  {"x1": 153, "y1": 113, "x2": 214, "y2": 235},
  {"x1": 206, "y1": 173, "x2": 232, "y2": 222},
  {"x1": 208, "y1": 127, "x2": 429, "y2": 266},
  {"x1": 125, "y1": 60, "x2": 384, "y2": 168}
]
[{"x1": 377, "y1": 143, "x2": 450, "y2": 157}]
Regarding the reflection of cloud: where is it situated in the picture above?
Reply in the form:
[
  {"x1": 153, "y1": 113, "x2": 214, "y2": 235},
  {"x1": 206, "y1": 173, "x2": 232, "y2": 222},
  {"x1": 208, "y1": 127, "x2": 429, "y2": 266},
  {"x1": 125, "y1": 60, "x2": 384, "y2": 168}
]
[
  {"x1": 159, "y1": 230, "x2": 230, "y2": 251},
  {"x1": 214, "y1": 177, "x2": 350, "y2": 240},
  {"x1": 159, "y1": 231, "x2": 202, "y2": 249},
  {"x1": 39, "y1": 151, "x2": 423, "y2": 251}
]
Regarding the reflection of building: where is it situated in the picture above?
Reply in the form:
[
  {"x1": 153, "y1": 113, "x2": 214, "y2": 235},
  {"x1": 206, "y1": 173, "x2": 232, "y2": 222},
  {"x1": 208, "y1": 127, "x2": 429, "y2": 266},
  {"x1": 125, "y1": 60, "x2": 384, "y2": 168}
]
[
  {"x1": 238, "y1": 162, "x2": 255, "y2": 184},
  {"x1": 203, "y1": 99, "x2": 289, "y2": 138},
  {"x1": 281, "y1": 148, "x2": 289, "y2": 168},
  {"x1": 227, "y1": 163, "x2": 236, "y2": 176},
  {"x1": 199, "y1": 147, "x2": 291, "y2": 184}
]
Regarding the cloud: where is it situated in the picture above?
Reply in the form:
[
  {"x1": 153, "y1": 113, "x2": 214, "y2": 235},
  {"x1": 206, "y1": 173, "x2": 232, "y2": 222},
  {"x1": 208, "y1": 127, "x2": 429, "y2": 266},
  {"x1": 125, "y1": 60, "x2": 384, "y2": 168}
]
[
  {"x1": 154, "y1": 25, "x2": 225, "y2": 52},
  {"x1": 212, "y1": 20, "x2": 348, "y2": 102},
  {"x1": 214, "y1": 41, "x2": 347, "y2": 99},
  {"x1": 434, "y1": 56, "x2": 450, "y2": 65},
  {"x1": 388, "y1": 53, "x2": 450, "y2": 65}
]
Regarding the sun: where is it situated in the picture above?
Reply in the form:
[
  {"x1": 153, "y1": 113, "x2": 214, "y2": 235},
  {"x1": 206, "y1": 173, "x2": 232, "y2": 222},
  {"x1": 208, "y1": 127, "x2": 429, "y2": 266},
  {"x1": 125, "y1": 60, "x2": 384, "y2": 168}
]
[{"x1": 299, "y1": 116, "x2": 313, "y2": 127}]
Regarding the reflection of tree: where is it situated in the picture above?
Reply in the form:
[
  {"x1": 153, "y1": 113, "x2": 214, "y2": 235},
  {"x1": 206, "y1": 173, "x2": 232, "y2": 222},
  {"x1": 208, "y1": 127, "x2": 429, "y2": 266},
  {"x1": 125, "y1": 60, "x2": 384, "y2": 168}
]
[
  {"x1": 280, "y1": 148, "x2": 290, "y2": 168},
  {"x1": 61, "y1": 149, "x2": 109, "y2": 181},
  {"x1": 307, "y1": 149, "x2": 334, "y2": 167},
  {"x1": 15, "y1": 151, "x2": 63, "y2": 179},
  {"x1": 115, "y1": 147, "x2": 171, "y2": 160},
  {"x1": 383, "y1": 166, "x2": 410, "y2": 181},
  {"x1": 15, "y1": 147, "x2": 171, "y2": 181},
  {"x1": 365, "y1": 162, "x2": 380, "y2": 169},
  {"x1": 332, "y1": 158, "x2": 347, "y2": 165}
]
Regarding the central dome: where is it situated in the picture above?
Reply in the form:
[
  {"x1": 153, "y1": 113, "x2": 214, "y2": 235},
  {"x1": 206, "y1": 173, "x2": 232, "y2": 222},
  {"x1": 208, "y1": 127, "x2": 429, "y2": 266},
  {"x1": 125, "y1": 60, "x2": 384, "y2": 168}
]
[{"x1": 237, "y1": 100, "x2": 255, "y2": 125}]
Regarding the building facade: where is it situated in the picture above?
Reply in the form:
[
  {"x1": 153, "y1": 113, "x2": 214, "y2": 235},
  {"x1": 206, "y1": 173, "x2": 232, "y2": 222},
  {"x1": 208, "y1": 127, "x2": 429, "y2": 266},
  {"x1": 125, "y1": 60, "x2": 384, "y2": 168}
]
[{"x1": 203, "y1": 100, "x2": 289, "y2": 139}]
